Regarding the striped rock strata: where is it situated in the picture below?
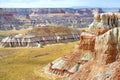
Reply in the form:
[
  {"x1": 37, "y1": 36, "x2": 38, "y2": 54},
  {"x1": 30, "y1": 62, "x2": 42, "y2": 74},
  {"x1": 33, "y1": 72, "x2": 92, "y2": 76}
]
[
  {"x1": 44, "y1": 13, "x2": 120, "y2": 80},
  {"x1": 0, "y1": 34, "x2": 80, "y2": 48}
]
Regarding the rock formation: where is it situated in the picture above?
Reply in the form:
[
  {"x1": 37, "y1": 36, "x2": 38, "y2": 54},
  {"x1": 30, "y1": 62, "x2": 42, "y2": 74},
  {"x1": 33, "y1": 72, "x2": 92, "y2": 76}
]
[
  {"x1": 0, "y1": 34, "x2": 80, "y2": 48},
  {"x1": 0, "y1": 27, "x2": 81, "y2": 48},
  {"x1": 0, "y1": 8, "x2": 96, "y2": 30},
  {"x1": 44, "y1": 13, "x2": 120, "y2": 80}
]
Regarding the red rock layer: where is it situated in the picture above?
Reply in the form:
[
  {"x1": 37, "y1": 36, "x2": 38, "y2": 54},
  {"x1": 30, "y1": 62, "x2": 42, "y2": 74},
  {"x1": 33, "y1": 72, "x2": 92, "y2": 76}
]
[
  {"x1": 45, "y1": 13, "x2": 120, "y2": 80},
  {"x1": 68, "y1": 28, "x2": 120, "y2": 80}
]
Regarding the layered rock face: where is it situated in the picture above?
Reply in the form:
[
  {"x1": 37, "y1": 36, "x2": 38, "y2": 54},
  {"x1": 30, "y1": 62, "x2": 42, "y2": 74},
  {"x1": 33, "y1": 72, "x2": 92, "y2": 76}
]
[
  {"x1": 44, "y1": 13, "x2": 120, "y2": 80},
  {"x1": 0, "y1": 34, "x2": 80, "y2": 48},
  {"x1": 0, "y1": 26, "x2": 81, "y2": 48}
]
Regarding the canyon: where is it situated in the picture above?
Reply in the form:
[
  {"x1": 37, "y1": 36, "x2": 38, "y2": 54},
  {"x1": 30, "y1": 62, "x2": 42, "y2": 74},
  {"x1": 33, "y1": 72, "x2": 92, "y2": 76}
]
[{"x1": 0, "y1": 8, "x2": 103, "y2": 30}]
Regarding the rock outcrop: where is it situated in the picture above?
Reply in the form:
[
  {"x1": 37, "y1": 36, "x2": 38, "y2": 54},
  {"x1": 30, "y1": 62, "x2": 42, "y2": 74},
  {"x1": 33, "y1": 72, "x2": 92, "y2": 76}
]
[
  {"x1": 0, "y1": 34, "x2": 80, "y2": 48},
  {"x1": 44, "y1": 13, "x2": 120, "y2": 80},
  {"x1": 0, "y1": 27, "x2": 81, "y2": 48},
  {"x1": 89, "y1": 13, "x2": 120, "y2": 30}
]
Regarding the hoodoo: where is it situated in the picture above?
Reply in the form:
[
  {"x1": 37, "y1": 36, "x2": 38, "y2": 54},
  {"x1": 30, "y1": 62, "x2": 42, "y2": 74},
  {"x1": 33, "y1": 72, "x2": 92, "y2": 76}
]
[{"x1": 44, "y1": 13, "x2": 120, "y2": 80}]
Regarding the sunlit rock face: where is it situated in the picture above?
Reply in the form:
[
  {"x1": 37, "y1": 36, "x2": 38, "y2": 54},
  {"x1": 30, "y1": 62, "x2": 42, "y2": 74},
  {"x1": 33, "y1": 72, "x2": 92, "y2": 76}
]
[
  {"x1": 89, "y1": 13, "x2": 120, "y2": 30},
  {"x1": 95, "y1": 28, "x2": 119, "y2": 65},
  {"x1": 69, "y1": 27, "x2": 120, "y2": 80},
  {"x1": 44, "y1": 12, "x2": 120, "y2": 80}
]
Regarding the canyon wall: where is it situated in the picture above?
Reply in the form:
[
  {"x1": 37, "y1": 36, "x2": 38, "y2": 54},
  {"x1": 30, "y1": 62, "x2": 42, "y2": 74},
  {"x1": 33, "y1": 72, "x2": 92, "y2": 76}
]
[
  {"x1": 0, "y1": 8, "x2": 103, "y2": 30},
  {"x1": 44, "y1": 12, "x2": 120, "y2": 80}
]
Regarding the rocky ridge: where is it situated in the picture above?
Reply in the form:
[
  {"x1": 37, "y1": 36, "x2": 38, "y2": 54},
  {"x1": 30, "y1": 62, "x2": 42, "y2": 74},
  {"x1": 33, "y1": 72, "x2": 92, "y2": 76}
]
[
  {"x1": 0, "y1": 27, "x2": 81, "y2": 48},
  {"x1": 44, "y1": 12, "x2": 120, "y2": 80}
]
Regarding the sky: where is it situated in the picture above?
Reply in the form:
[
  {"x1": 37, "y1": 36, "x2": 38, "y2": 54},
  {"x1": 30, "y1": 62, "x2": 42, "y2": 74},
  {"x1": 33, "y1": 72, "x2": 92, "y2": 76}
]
[{"x1": 0, "y1": 0, "x2": 120, "y2": 8}]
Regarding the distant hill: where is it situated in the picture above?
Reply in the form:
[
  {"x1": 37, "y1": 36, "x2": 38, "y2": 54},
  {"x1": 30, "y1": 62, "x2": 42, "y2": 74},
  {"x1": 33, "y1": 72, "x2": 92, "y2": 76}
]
[{"x1": 27, "y1": 26, "x2": 81, "y2": 36}]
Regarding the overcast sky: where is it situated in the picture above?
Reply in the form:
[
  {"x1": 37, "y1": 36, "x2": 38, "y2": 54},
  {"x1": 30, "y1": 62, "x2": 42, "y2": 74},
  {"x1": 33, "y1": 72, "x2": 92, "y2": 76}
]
[{"x1": 0, "y1": 0, "x2": 120, "y2": 8}]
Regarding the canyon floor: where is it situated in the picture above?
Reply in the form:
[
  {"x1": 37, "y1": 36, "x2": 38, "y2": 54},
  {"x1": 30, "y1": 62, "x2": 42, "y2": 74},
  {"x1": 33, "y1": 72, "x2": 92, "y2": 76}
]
[{"x1": 0, "y1": 41, "x2": 77, "y2": 80}]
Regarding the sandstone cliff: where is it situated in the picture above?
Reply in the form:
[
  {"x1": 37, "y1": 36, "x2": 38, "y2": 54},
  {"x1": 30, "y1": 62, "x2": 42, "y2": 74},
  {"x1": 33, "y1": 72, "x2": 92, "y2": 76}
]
[{"x1": 44, "y1": 13, "x2": 120, "y2": 80}]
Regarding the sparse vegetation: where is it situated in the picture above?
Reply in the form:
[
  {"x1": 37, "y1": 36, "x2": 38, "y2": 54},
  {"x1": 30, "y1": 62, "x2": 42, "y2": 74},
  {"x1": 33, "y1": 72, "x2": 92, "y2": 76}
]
[
  {"x1": 0, "y1": 29, "x2": 31, "y2": 37},
  {"x1": 0, "y1": 41, "x2": 78, "y2": 80},
  {"x1": 0, "y1": 26, "x2": 82, "y2": 38},
  {"x1": 77, "y1": 28, "x2": 89, "y2": 31},
  {"x1": 28, "y1": 26, "x2": 81, "y2": 36}
]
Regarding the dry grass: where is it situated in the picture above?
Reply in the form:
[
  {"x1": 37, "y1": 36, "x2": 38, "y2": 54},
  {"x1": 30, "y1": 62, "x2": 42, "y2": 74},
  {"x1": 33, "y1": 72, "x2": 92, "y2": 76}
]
[
  {"x1": 77, "y1": 28, "x2": 90, "y2": 31},
  {"x1": 0, "y1": 41, "x2": 78, "y2": 80},
  {"x1": 0, "y1": 26, "x2": 81, "y2": 37},
  {"x1": 0, "y1": 29, "x2": 31, "y2": 36},
  {"x1": 28, "y1": 26, "x2": 81, "y2": 36}
]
